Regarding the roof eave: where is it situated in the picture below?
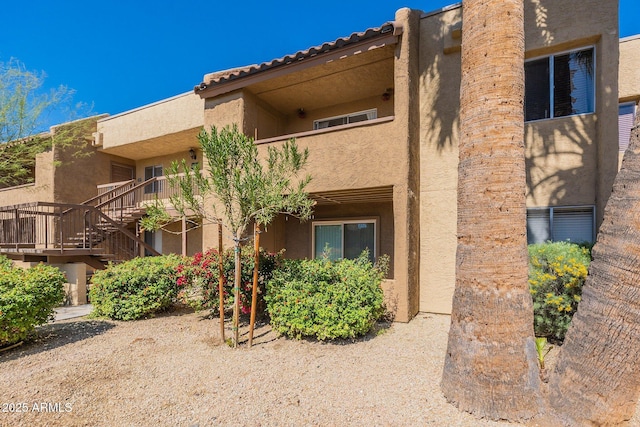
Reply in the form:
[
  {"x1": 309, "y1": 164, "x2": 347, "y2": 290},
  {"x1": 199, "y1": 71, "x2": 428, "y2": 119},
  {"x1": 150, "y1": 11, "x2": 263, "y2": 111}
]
[{"x1": 195, "y1": 25, "x2": 401, "y2": 99}]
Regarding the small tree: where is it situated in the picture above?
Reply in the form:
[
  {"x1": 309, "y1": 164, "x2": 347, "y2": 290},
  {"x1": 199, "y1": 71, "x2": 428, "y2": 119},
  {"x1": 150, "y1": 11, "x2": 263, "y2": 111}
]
[
  {"x1": 146, "y1": 124, "x2": 313, "y2": 346},
  {"x1": 0, "y1": 58, "x2": 91, "y2": 187}
]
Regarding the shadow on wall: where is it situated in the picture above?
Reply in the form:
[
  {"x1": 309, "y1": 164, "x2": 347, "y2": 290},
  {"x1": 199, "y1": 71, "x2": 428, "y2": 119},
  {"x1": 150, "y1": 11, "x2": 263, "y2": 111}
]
[
  {"x1": 525, "y1": 114, "x2": 595, "y2": 208},
  {"x1": 421, "y1": 14, "x2": 461, "y2": 153},
  {"x1": 419, "y1": 2, "x2": 600, "y2": 212}
]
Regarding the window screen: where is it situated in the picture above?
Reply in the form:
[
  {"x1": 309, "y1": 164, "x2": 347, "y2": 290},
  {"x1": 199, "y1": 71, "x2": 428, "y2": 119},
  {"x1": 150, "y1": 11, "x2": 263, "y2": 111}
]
[
  {"x1": 313, "y1": 109, "x2": 377, "y2": 130},
  {"x1": 313, "y1": 220, "x2": 376, "y2": 261},
  {"x1": 525, "y1": 48, "x2": 594, "y2": 121},
  {"x1": 526, "y1": 206, "x2": 595, "y2": 244}
]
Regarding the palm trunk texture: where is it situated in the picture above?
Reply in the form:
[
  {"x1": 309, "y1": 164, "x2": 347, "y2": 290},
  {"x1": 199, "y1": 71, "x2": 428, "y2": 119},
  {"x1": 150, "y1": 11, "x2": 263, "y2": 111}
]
[
  {"x1": 441, "y1": 0, "x2": 541, "y2": 420},
  {"x1": 548, "y1": 109, "x2": 640, "y2": 425}
]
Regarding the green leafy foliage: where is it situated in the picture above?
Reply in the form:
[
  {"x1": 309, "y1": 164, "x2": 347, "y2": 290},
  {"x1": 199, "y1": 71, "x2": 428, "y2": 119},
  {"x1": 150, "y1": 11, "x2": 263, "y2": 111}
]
[
  {"x1": 0, "y1": 256, "x2": 66, "y2": 346},
  {"x1": 143, "y1": 124, "x2": 315, "y2": 346},
  {"x1": 89, "y1": 255, "x2": 183, "y2": 321},
  {"x1": 176, "y1": 247, "x2": 282, "y2": 314},
  {"x1": 265, "y1": 252, "x2": 387, "y2": 340},
  {"x1": 535, "y1": 337, "x2": 552, "y2": 370},
  {"x1": 0, "y1": 59, "x2": 93, "y2": 188},
  {"x1": 529, "y1": 242, "x2": 591, "y2": 341}
]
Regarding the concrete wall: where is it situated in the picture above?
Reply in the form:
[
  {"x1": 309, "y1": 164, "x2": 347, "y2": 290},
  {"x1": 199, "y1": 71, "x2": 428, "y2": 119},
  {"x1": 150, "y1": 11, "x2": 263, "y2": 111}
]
[{"x1": 418, "y1": 0, "x2": 619, "y2": 314}]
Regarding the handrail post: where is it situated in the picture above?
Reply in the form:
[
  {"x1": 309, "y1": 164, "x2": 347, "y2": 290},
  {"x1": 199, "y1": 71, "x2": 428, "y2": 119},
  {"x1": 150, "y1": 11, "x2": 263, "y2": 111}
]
[
  {"x1": 14, "y1": 208, "x2": 19, "y2": 251},
  {"x1": 59, "y1": 208, "x2": 64, "y2": 254},
  {"x1": 44, "y1": 211, "x2": 49, "y2": 249}
]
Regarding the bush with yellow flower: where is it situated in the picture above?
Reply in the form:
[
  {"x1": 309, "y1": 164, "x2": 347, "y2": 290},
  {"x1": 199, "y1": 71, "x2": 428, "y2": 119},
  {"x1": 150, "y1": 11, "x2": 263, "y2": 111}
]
[{"x1": 529, "y1": 241, "x2": 591, "y2": 341}]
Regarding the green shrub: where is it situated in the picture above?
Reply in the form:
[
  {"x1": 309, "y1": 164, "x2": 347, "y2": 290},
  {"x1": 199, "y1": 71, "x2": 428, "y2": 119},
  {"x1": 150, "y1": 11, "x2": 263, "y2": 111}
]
[
  {"x1": 529, "y1": 242, "x2": 591, "y2": 341},
  {"x1": 176, "y1": 247, "x2": 281, "y2": 314},
  {"x1": 90, "y1": 255, "x2": 183, "y2": 321},
  {"x1": 265, "y1": 252, "x2": 387, "y2": 340},
  {"x1": 0, "y1": 257, "x2": 66, "y2": 346}
]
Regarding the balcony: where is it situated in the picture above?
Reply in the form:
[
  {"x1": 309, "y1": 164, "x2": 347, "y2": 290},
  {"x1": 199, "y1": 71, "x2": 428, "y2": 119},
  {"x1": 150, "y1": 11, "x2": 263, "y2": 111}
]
[{"x1": 95, "y1": 92, "x2": 204, "y2": 160}]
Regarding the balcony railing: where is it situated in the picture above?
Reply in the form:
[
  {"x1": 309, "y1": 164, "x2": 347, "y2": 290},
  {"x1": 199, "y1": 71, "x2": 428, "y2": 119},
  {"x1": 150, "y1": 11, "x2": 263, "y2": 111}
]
[
  {"x1": 94, "y1": 173, "x2": 202, "y2": 224},
  {"x1": 0, "y1": 202, "x2": 159, "y2": 262}
]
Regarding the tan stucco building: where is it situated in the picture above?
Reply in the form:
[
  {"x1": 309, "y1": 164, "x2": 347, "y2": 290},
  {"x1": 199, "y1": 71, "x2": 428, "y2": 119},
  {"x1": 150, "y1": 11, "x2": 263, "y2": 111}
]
[{"x1": 1, "y1": 1, "x2": 636, "y2": 319}]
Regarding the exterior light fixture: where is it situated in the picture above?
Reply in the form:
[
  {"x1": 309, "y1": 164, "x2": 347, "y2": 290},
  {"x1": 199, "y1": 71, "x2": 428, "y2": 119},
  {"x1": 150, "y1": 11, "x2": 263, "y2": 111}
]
[
  {"x1": 189, "y1": 148, "x2": 197, "y2": 160},
  {"x1": 297, "y1": 108, "x2": 306, "y2": 119}
]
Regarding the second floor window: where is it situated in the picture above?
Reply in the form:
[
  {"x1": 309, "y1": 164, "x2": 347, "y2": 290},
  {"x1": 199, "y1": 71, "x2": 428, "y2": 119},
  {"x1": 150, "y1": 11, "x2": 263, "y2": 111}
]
[
  {"x1": 525, "y1": 47, "x2": 594, "y2": 121},
  {"x1": 313, "y1": 109, "x2": 377, "y2": 130}
]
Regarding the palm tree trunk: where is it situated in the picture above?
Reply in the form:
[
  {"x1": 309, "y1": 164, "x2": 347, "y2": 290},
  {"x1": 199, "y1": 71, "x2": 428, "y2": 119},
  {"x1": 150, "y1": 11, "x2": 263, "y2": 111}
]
[
  {"x1": 441, "y1": 0, "x2": 541, "y2": 421},
  {"x1": 548, "y1": 108, "x2": 640, "y2": 425}
]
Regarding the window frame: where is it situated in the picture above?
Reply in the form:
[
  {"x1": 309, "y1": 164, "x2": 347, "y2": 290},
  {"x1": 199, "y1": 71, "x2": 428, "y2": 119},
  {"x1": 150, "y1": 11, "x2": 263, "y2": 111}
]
[
  {"x1": 313, "y1": 109, "x2": 378, "y2": 130},
  {"x1": 144, "y1": 165, "x2": 163, "y2": 194},
  {"x1": 525, "y1": 46, "x2": 596, "y2": 122},
  {"x1": 311, "y1": 218, "x2": 378, "y2": 261},
  {"x1": 619, "y1": 102, "x2": 637, "y2": 153},
  {"x1": 526, "y1": 205, "x2": 596, "y2": 244}
]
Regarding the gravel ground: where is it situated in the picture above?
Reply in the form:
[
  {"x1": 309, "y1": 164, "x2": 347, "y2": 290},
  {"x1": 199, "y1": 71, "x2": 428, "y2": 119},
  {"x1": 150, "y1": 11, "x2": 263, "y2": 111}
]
[{"x1": 1, "y1": 309, "x2": 638, "y2": 427}]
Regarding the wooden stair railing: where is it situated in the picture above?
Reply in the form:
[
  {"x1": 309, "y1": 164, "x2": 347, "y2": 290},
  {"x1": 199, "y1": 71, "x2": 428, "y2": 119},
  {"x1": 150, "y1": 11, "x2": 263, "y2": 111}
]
[{"x1": 0, "y1": 202, "x2": 160, "y2": 262}]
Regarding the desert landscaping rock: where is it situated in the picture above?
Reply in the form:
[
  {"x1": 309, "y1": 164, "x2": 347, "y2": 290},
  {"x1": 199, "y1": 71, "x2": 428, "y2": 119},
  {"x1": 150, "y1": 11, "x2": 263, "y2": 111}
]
[{"x1": 1, "y1": 309, "x2": 639, "y2": 426}]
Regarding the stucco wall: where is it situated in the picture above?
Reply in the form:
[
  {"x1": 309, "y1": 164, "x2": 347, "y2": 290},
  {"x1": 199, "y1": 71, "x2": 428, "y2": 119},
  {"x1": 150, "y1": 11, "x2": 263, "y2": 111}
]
[
  {"x1": 161, "y1": 220, "x2": 203, "y2": 256},
  {"x1": 0, "y1": 149, "x2": 55, "y2": 206},
  {"x1": 55, "y1": 151, "x2": 134, "y2": 204},
  {"x1": 418, "y1": 0, "x2": 619, "y2": 314},
  {"x1": 525, "y1": 115, "x2": 598, "y2": 207},
  {"x1": 418, "y1": 6, "x2": 462, "y2": 314},
  {"x1": 620, "y1": 36, "x2": 640, "y2": 101},
  {"x1": 0, "y1": 117, "x2": 125, "y2": 207},
  {"x1": 265, "y1": 202, "x2": 394, "y2": 268},
  {"x1": 135, "y1": 150, "x2": 199, "y2": 181},
  {"x1": 99, "y1": 92, "x2": 204, "y2": 150}
]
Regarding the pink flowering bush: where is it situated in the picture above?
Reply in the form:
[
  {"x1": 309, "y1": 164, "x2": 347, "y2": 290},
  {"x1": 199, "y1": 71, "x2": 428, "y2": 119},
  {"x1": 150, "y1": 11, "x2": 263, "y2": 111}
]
[{"x1": 177, "y1": 247, "x2": 282, "y2": 315}]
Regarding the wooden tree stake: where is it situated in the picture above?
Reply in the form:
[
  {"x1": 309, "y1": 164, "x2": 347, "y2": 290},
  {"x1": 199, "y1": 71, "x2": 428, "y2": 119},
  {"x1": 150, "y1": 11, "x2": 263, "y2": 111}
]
[
  {"x1": 218, "y1": 222, "x2": 225, "y2": 342},
  {"x1": 249, "y1": 223, "x2": 260, "y2": 347}
]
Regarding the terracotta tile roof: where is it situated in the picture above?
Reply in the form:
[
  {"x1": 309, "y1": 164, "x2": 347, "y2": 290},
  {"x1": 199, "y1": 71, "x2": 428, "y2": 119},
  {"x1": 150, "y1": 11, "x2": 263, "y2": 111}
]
[{"x1": 194, "y1": 21, "x2": 398, "y2": 94}]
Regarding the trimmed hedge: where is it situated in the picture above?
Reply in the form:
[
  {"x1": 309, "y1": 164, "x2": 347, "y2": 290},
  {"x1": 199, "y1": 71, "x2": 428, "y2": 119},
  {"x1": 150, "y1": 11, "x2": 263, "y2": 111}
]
[
  {"x1": 265, "y1": 252, "x2": 387, "y2": 340},
  {"x1": 0, "y1": 257, "x2": 66, "y2": 346},
  {"x1": 90, "y1": 255, "x2": 182, "y2": 321}
]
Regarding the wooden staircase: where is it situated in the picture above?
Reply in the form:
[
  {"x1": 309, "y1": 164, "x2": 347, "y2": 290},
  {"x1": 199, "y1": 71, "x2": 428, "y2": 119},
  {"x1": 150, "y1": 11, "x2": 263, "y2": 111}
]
[
  {"x1": 0, "y1": 174, "x2": 199, "y2": 268},
  {"x1": 0, "y1": 178, "x2": 163, "y2": 268}
]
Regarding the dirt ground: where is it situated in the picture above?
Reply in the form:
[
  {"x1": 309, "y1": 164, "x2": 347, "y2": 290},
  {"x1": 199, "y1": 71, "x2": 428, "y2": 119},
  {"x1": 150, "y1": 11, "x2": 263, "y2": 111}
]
[{"x1": 0, "y1": 309, "x2": 638, "y2": 427}]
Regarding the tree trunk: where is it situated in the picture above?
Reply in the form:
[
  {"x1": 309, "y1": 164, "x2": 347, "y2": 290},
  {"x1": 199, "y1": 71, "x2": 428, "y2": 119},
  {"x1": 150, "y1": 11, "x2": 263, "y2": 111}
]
[
  {"x1": 249, "y1": 223, "x2": 260, "y2": 347},
  {"x1": 441, "y1": 0, "x2": 541, "y2": 421},
  {"x1": 218, "y1": 222, "x2": 225, "y2": 343},
  {"x1": 548, "y1": 108, "x2": 640, "y2": 425},
  {"x1": 233, "y1": 240, "x2": 241, "y2": 348}
]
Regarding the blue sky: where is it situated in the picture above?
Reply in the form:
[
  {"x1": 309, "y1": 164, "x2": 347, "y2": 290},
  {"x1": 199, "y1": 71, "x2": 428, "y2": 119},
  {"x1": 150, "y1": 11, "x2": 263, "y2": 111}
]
[{"x1": 1, "y1": 0, "x2": 638, "y2": 120}]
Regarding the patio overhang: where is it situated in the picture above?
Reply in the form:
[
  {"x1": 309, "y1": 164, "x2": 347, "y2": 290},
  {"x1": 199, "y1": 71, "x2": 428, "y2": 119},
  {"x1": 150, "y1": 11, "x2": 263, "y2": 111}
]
[
  {"x1": 195, "y1": 22, "x2": 401, "y2": 100},
  {"x1": 310, "y1": 186, "x2": 393, "y2": 206}
]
